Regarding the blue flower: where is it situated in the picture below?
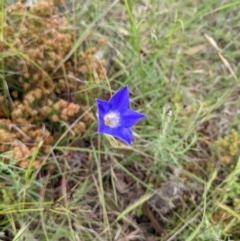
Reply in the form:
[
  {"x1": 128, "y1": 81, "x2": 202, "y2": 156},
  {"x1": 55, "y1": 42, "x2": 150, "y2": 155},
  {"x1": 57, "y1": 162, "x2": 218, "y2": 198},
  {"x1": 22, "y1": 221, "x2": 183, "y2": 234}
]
[{"x1": 95, "y1": 86, "x2": 145, "y2": 145}]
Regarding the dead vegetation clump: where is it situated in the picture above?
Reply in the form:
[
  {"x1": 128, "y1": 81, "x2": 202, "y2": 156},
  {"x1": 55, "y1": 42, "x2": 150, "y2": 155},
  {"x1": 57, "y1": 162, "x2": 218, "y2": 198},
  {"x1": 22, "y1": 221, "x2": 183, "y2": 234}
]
[{"x1": 0, "y1": 0, "x2": 106, "y2": 168}]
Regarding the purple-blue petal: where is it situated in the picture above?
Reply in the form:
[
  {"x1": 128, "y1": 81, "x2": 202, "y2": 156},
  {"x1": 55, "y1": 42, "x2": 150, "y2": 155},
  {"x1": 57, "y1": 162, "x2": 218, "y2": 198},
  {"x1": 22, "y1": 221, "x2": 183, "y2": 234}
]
[
  {"x1": 113, "y1": 127, "x2": 132, "y2": 145},
  {"x1": 98, "y1": 124, "x2": 133, "y2": 145},
  {"x1": 120, "y1": 109, "x2": 145, "y2": 128},
  {"x1": 96, "y1": 99, "x2": 111, "y2": 118},
  {"x1": 109, "y1": 86, "x2": 129, "y2": 110},
  {"x1": 97, "y1": 113, "x2": 107, "y2": 133}
]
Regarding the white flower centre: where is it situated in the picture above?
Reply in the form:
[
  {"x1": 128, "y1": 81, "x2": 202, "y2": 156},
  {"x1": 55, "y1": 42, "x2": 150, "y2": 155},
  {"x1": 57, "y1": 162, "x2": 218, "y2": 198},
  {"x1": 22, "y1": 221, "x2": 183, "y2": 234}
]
[{"x1": 104, "y1": 112, "x2": 120, "y2": 128}]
